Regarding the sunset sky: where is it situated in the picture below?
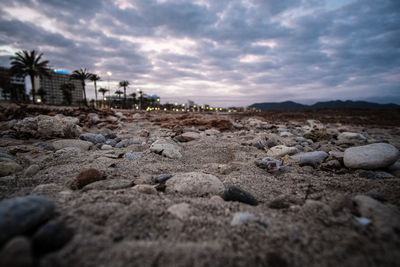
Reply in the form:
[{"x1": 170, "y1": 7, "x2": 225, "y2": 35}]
[{"x1": 0, "y1": 0, "x2": 399, "y2": 106}]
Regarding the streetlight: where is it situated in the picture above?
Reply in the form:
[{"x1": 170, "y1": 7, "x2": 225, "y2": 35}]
[{"x1": 107, "y1": 72, "x2": 112, "y2": 108}]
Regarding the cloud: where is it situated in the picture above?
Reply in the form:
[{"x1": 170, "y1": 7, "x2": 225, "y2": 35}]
[{"x1": 0, "y1": 0, "x2": 399, "y2": 105}]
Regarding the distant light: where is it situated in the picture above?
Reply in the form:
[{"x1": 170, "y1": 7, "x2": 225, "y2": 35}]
[
  {"x1": 107, "y1": 71, "x2": 112, "y2": 76},
  {"x1": 174, "y1": 102, "x2": 177, "y2": 106},
  {"x1": 193, "y1": 105, "x2": 196, "y2": 108},
  {"x1": 157, "y1": 98, "x2": 160, "y2": 102},
  {"x1": 164, "y1": 108, "x2": 167, "y2": 111},
  {"x1": 54, "y1": 69, "x2": 69, "y2": 74},
  {"x1": 104, "y1": 97, "x2": 107, "y2": 100},
  {"x1": 219, "y1": 108, "x2": 222, "y2": 111},
  {"x1": 182, "y1": 103, "x2": 185, "y2": 106},
  {"x1": 36, "y1": 98, "x2": 41, "y2": 103}
]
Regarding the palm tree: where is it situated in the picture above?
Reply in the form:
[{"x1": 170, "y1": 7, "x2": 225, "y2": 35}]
[
  {"x1": 119, "y1": 80, "x2": 129, "y2": 108},
  {"x1": 115, "y1": 89, "x2": 123, "y2": 99},
  {"x1": 90, "y1": 74, "x2": 101, "y2": 107},
  {"x1": 60, "y1": 83, "x2": 75, "y2": 105},
  {"x1": 70, "y1": 68, "x2": 92, "y2": 106},
  {"x1": 98, "y1": 87, "x2": 109, "y2": 108},
  {"x1": 9, "y1": 50, "x2": 50, "y2": 104}
]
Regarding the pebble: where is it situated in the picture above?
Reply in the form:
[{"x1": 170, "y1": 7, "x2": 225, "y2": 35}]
[
  {"x1": 344, "y1": 143, "x2": 399, "y2": 169},
  {"x1": 204, "y1": 129, "x2": 221, "y2": 136},
  {"x1": 24, "y1": 164, "x2": 40, "y2": 177},
  {"x1": 32, "y1": 220, "x2": 73, "y2": 255},
  {"x1": 52, "y1": 139, "x2": 92, "y2": 151},
  {"x1": 31, "y1": 183, "x2": 69, "y2": 197},
  {"x1": 72, "y1": 168, "x2": 104, "y2": 190},
  {"x1": 79, "y1": 133, "x2": 97, "y2": 144},
  {"x1": 115, "y1": 140, "x2": 129, "y2": 148},
  {"x1": 231, "y1": 212, "x2": 255, "y2": 226},
  {"x1": 105, "y1": 133, "x2": 117, "y2": 139},
  {"x1": 95, "y1": 134, "x2": 106, "y2": 144},
  {"x1": 105, "y1": 139, "x2": 117, "y2": 147},
  {"x1": 166, "y1": 172, "x2": 225, "y2": 197},
  {"x1": 353, "y1": 195, "x2": 400, "y2": 237},
  {"x1": 267, "y1": 145, "x2": 298, "y2": 158},
  {"x1": 124, "y1": 152, "x2": 141, "y2": 159},
  {"x1": 150, "y1": 139, "x2": 182, "y2": 159},
  {"x1": 167, "y1": 203, "x2": 191, "y2": 220},
  {"x1": 0, "y1": 236, "x2": 33, "y2": 267},
  {"x1": 291, "y1": 151, "x2": 328, "y2": 167},
  {"x1": 155, "y1": 174, "x2": 173, "y2": 183},
  {"x1": 337, "y1": 132, "x2": 366, "y2": 144},
  {"x1": 255, "y1": 157, "x2": 282, "y2": 172},
  {"x1": 139, "y1": 129, "x2": 150, "y2": 137},
  {"x1": 101, "y1": 144, "x2": 113, "y2": 150},
  {"x1": 82, "y1": 179, "x2": 134, "y2": 191},
  {"x1": 0, "y1": 152, "x2": 14, "y2": 159},
  {"x1": 269, "y1": 194, "x2": 302, "y2": 209},
  {"x1": 222, "y1": 185, "x2": 258, "y2": 206},
  {"x1": 133, "y1": 184, "x2": 157, "y2": 195},
  {"x1": 0, "y1": 158, "x2": 23, "y2": 177},
  {"x1": 355, "y1": 217, "x2": 372, "y2": 226},
  {"x1": 0, "y1": 195, "x2": 55, "y2": 246},
  {"x1": 54, "y1": 147, "x2": 80, "y2": 158},
  {"x1": 33, "y1": 142, "x2": 55, "y2": 151},
  {"x1": 179, "y1": 132, "x2": 201, "y2": 142}
]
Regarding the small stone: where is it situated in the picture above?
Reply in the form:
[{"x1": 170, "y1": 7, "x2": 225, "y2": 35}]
[
  {"x1": 0, "y1": 159, "x2": 23, "y2": 177},
  {"x1": 291, "y1": 151, "x2": 328, "y2": 167},
  {"x1": 155, "y1": 174, "x2": 173, "y2": 183},
  {"x1": 0, "y1": 236, "x2": 33, "y2": 267},
  {"x1": 167, "y1": 203, "x2": 191, "y2": 220},
  {"x1": 204, "y1": 129, "x2": 221, "y2": 136},
  {"x1": 72, "y1": 168, "x2": 104, "y2": 190},
  {"x1": 267, "y1": 145, "x2": 298, "y2": 158},
  {"x1": 337, "y1": 132, "x2": 366, "y2": 144},
  {"x1": 166, "y1": 172, "x2": 225, "y2": 197},
  {"x1": 82, "y1": 179, "x2": 134, "y2": 191},
  {"x1": 222, "y1": 186, "x2": 258, "y2": 206},
  {"x1": 0, "y1": 152, "x2": 14, "y2": 159},
  {"x1": 255, "y1": 157, "x2": 282, "y2": 172},
  {"x1": 105, "y1": 133, "x2": 117, "y2": 139},
  {"x1": 101, "y1": 144, "x2": 113, "y2": 150},
  {"x1": 177, "y1": 132, "x2": 201, "y2": 142},
  {"x1": 124, "y1": 152, "x2": 140, "y2": 159},
  {"x1": 210, "y1": 195, "x2": 224, "y2": 203},
  {"x1": 0, "y1": 195, "x2": 56, "y2": 246},
  {"x1": 79, "y1": 133, "x2": 97, "y2": 143},
  {"x1": 33, "y1": 142, "x2": 55, "y2": 151},
  {"x1": 54, "y1": 147, "x2": 80, "y2": 158},
  {"x1": 344, "y1": 143, "x2": 399, "y2": 169},
  {"x1": 355, "y1": 217, "x2": 372, "y2": 226},
  {"x1": 32, "y1": 220, "x2": 73, "y2": 255},
  {"x1": 150, "y1": 139, "x2": 182, "y2": 159},
  {"x1": 31, "y1": 183, "x2": 68, "y2": 197},
  {"x1": 52, "y1": 139, "x2": 92, "y2": 151},
  {"x1": 95, "y1": 134, "x2": 106, "y2": 144},
  {"x1": 115, "y1": 140, "x2": 129, "y2": 148},
  {"x1": 24, "y1": 164, "x2": 40, "y2": 177},
  {"x1": 133, "y1": 184, "x2": 157, "y2": 194},
  {"x1": 231, "y1": 212, "x2": 255, "y2": 226},
  {"x1": 269, "y1": 194, "x2": 302, "y2": 209},
  {"x1": 139, "y1": 129, "x2": 150, "y2": 137}
]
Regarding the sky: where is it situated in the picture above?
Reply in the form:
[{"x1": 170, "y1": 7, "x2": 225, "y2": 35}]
[{"x1": 0, "y1": 0, "x2": 399, "y2": 106}]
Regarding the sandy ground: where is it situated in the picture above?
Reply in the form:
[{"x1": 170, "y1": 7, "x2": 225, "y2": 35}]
[{"x1": 0, "y1": 106, "x2": 400, "y2": 267}]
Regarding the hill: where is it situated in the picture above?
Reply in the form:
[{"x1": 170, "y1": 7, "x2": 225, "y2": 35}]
[{"x1": 249, "y1": 100, "x2": 399, "y2": 111}]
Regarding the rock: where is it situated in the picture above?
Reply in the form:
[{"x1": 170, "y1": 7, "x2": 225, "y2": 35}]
[
  {"x1": 255, "y1": 157, "x2": 282, "y2": 172},
  {"x1": 72, "y1": 168, "x2": 104, "y2": 190},
  {"x1": 303, "y1": 120, "x2": 328, "y2": 141},
  {"x1": 106, "y1": 115, "x2": 118, "y2": 122},
  {"x1": 210, "y1": 195, "x2": 224, "y2": 203},
  {"x1": 155, "y1": 174, "x2": 173, "y2": 183},
  {"x1": 167, "y1": 203, "x2": 191, "y2": 220},
  {"x1": 329, "y1": 151, "x2": 344, "y2": 161},
  {"x1": 222, "y1": 185, "x2": 258, "y2": 206},
  {"x1": 353, "y1": 195, "x2": 400, "y2": 237},
  {"x1": 344, "y1": 143, "x2": 399, "y2": 169},
  {"x1": 302, "y1": 200, "x2": 333, "y2": 217},
  {"x1": 95, "y1": 134, "x2": 106, "y2": 144},
  {"x1": 80, "y1": 133, "x2": 97, "y2": 143},
  {"x1": 231, "y1": 212, "x2": 255, "y2": 226},
  {"x1": 124, "y1": 152, "x2": 140, "y2": 159},
  {"x1": 139, "y1": 129, "x2": 150, "y2": 137},
  {"x1": 337, "y1": 132, "x2": 367, "y2": 144},
  {"x1": 115, "y1": 139, "x2": 130, "y2": 148},
  {"x1": 0, "y1": 152, "x2": 14, "y2": 159},
  {"x1": 320, "y1": 160, "x2": 342, "y2": 170},
  {"x1": 0, "y1": 236, "x2": 33, "y2": 267},
  {"x1": 32, "y1": 219, "x2": 73, "y2": 255},
  {"x1": 33, "y1": 142, "x2": 55, "y2": 151},
  {"x1": 166, "y1": 172, "x2": 225, "y2": 197},
  {"x1": 31, "y1": 183, "x2": 69, "y2": 197},
  {"x1": 35, "y1": 115, "x2": 81, "y2": 139},
  {"x1": 150, "y1": 139, "x2": 182, "y2": 159},
  {"x1": 52, "y1": 139, "x2": 92, "y2": 151},
  {"x1": 82, "y1": 179, "x2": 134, "y2": 191},
  {"x1": 12, "y1": 117, "x2": 37, "y2": 137},
  {"x1": 105, "y1": 133, "x2": 117, "y2": 139},
  {"x1": 269, "y1": 194, "x2": 303, "y2": 209},
  {"x1": 280, "y1": 131, "x2": 293, "y2": 137},
  {"x1": 177, "y1": 132, "x2": 201, "y2": 142},
  {"x1": 204, "y1": 129, "x2": 221, "y2": 136},
  {"x1": 24, "y1": 164, "x2": 40, "y2": 177},
  {"x1": 133, "y1": 184, "x2": 157, "y2": 195},
  {"x1": 53, "y1": 147, "x2": 80, "y2": 158},
  {"x1": 0, "y1": 195, "x2": 55, "y2": 246},
  {"x1": 267, "y1": 145, "x2": 298, "y2": 158},
  {"x1": 101, "y1": 144, "x2": 113, "y2": 150},
  {"x1": 0, "y1": 158, "x2": 23, "y2": 177},
  {"x1": 291, "y1": 151, "x2": 329, "y2": 167},
  {"x1": 355, "y1": 217, "x2": 372, "y2": 226}
]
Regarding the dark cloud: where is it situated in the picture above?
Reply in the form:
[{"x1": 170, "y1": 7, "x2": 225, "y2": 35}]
[{"x1": 0, "y1": 0, "x2": 399, "y2": 105}]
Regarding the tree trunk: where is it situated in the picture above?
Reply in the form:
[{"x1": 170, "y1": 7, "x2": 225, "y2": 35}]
[
  {"x1": 82, "y1": 80, "x2": 88, "y2": 107},
  {"x1": 30, "y1": 75, "x2": 35, "y2": 104},
  {"x1": 94, "y1": 81, "x2": 98, "y2": 107}
]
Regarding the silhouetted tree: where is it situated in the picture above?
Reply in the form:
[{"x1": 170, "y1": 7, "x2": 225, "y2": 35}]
[
  {"x1": 119, "y1": 80, "x2": 129, "y2": 108},
  {"x1": 90, "y1": 74, "x2": 101, "y2": 107},
  {"x1": 60, "y1": 83, "x2": 75, "y2": 105},
  {"x1": 70, "y1": 68, "x2": 92, "y2": 106},
  {"x1": 9, "y1": 50, "x2": 50, "y2": 104}
]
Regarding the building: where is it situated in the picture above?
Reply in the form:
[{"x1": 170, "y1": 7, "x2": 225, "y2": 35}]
[
  {"x1": 34, "y1": 69, "x2": 83, "y2": 105},
  {"x1": 0, "y1": 67, "x2": 26, "y2": 101}
]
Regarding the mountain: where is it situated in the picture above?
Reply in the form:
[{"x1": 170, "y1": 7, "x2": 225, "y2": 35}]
[{"x1": 249, "y1": 100, "x2": 400, "y2": 111}]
